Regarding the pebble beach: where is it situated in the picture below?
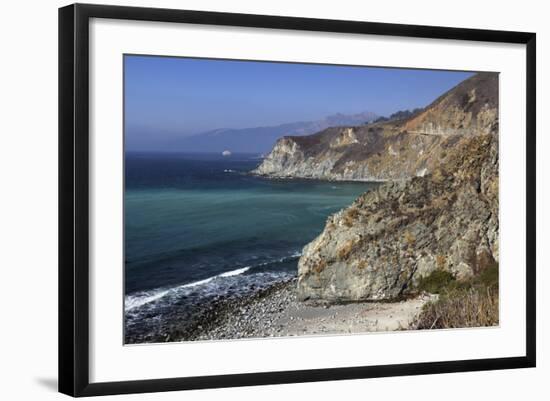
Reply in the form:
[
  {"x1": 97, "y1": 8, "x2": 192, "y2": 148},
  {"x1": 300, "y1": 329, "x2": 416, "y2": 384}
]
[{"x1": 182, "y1": 278, "x2": 436, "y2": 342}]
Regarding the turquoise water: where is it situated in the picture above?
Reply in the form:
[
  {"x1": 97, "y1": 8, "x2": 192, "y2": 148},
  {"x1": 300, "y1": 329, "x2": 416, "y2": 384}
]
[{"x1": 124, "y1": 153, "x2": 376, "y2": 340}]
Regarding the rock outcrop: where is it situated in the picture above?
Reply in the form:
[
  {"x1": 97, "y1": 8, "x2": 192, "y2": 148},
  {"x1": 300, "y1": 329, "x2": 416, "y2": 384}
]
[
  {"x1": 253, "y1": 73, "x2": 498, "y2": 182},
  {"x1": 297, "y1": 133, "x2": 499, "y2": 301},
  {"x1": 261, "y1": 72, "x2": 500, "y2": 302}
]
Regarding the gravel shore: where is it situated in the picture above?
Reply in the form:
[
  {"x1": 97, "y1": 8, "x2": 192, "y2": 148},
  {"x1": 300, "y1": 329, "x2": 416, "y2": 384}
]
[{"x1": 181, "y1": 278, "x2": 436, "y2": 341}]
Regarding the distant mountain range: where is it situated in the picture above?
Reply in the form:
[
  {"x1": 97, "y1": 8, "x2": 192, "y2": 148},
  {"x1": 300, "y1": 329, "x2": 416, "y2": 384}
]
[{"x1": 170, "y1": 111, "x2": 379, "y2": 153}]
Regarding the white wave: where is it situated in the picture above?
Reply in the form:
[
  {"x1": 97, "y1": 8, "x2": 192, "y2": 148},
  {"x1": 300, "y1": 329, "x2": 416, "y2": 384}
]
[
  {"x1": 125, "y1": 252, "x2": 302, "y2": 313},
  {"x1": 219, "y1": 266, "x2": 250, "y2": 277},
  {"x1": 125, "y1": 289, "x2": 170, "y2": 312},
  {"x1": 125, "y1": 266, "x2": 251, "y2": 312},
  {"x1": 289, "y1": 251, "x2": 302, "y2": 258},
  {"x1": 253, "y1": 252, "x2": 301, "y2": 268}
]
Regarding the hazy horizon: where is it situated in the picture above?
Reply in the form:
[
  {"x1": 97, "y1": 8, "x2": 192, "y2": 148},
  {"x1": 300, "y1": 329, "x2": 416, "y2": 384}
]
[{"x1": 124, "y1": 55, "x2": 473, "y2": 152}]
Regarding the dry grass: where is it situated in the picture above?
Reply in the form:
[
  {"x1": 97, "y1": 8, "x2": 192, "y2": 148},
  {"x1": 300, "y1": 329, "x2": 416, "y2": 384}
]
[
  {"x1": 415, "y1": 287, "x2": 498, "y2": 329},
  {"x1": 404, "y1": 231, "x2": 416, "y2": 246},
  {"x1": 436, "y1": 254, "x2": 447, "y2": 270},
  {"x1": 414, "y1": 264, "x2": 499, "y2": 329},
  {"x1": 356, "y1": 260, "x2": 369, "y2": 270},
  {"x1": 431, "y1": 168, "x2": 447, "y2": 183},
  {"x1": 311, "y1": 259, "x2": 327, "y2": 274},
  {"x1": 337, "y1": 240, "x2": 356, "y2": 260},
  {"x1": 343, "y1": 207, "x2": 360, "y2": 227}
]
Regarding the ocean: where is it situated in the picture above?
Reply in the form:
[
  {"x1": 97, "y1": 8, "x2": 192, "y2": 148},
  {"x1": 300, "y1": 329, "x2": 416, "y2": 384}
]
[{"x1": 124, "y1": 152, "x2": 376, "y2": 342}]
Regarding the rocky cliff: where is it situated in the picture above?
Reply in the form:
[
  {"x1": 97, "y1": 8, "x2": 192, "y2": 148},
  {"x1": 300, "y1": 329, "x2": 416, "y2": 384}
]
[
  {"x1": 292, "y1": 72, "x2": 499, "y2": 302},
  {"x1": 296, "y1": 133, "x2": 498, "y2": 301},
  {"x1": 253, "y1": 73, "x2": 498, "y2": 182}
]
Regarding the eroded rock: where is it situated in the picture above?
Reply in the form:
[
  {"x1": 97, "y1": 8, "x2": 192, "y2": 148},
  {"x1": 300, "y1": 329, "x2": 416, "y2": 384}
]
[
  {"x1": 297, "y1": 133, "x2": 499, "y2": 302},
  {"x1": 253, "y1": 73, "x2": 498, "y2": 182}
]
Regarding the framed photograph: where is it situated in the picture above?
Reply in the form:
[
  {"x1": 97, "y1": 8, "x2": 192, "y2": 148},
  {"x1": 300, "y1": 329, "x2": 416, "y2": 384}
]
[{"x1": 58, "y1": 3, "x2": 536, "y2": 397}]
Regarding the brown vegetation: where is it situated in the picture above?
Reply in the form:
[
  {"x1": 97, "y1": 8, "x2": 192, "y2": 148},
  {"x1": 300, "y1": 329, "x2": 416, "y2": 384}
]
[
  {"x1": 311, "y1": 259, "x2": 327, "y2": 274},
  {"x1": 337, "y1": 240, "x2": 356, "y2": 260},
  {"x1": 414, "y1": 264, "x2": 499, "y2": 329},
  {"x1": 343, "y1": 207, "x2": 360, "y2": 227}
]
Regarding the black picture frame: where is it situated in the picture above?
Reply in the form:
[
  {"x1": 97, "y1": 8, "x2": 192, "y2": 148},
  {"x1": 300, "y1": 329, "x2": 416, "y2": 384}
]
[{"x1": 59, "y1": 3, "x2": 536, "y2": 397}]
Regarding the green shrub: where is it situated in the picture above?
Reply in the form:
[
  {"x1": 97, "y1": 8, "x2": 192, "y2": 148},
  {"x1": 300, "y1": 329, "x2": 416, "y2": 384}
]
[
  {"x1": 473, "y1": 263, "x2": 499, "y2": 289},
  {"x1": 416, "y1": 270, "x2": 455, "y2": 294}
]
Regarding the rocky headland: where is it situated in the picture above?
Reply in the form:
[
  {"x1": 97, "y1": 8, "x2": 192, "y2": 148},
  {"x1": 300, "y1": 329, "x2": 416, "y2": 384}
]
[
  {"x1": 253, "y1": 73, "x2": 498, "y2": 182},
  {"x1": 297, "y1": 133, "x2": 498, "y2": 302},
  {"x1": 154, "y1": 72, "x2": 500, "y2": 343},
  {"x1": 256, "y1": 72, "x2": 500, "y2": 315}
]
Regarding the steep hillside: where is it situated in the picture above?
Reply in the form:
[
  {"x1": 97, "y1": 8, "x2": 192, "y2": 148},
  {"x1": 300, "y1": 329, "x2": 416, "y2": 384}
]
[
  {"x1": 296, "y1": 133, "x2": 499, "y2": 301},
  {"x1": 253, "y1": 73, "x2": 498, "y2": 181},
  {"x1": 290, "y1": 72, "x2": 500, "y2": 302}
]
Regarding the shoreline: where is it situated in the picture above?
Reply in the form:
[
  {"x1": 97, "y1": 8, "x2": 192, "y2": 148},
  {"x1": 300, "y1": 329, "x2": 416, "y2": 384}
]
[
  {"x1": 249, "y1": 171, "x2": 391, "y2": 184},
  {"x1": 179, "y1": 278, "x2": 437, "y2": 342}
]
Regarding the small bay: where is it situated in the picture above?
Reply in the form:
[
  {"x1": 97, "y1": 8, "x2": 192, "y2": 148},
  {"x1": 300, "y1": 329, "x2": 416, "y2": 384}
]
[{"x1": 124, "y1": 152, "x2": 377, "y2": 341}]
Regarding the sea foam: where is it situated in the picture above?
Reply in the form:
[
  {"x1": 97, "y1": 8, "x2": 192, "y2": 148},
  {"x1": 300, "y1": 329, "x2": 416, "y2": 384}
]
[
  {"x1": 124, "y1": 252, "x2": 303, "y2": 313},
  {"x1": 125, "y1": 266, "x2": 251, "y2": 312}
]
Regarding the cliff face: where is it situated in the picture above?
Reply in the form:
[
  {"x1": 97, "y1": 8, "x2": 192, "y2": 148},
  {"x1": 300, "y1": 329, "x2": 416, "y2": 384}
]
[
  {"x1": 297, "y1": 133, "x2": 499, "y2": 301},
  {"x1": 253, "y1": 73, "x2": 498, "y2": 182},
  {"x1": 252, "y1": 72, "x2": 500, "y2": 302},
  {"x1": 291, "y1": 72, "x2": 499, "y2": 302}
]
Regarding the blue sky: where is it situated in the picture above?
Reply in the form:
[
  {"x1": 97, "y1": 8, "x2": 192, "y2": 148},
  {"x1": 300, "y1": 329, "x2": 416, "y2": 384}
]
[{"x1": 125, "y1": 55, "x2": 473, "y2": 149}]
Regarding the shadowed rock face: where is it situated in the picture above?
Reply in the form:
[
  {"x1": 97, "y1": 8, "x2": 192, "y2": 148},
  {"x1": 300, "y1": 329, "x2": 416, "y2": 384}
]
[
  {"x1": 252, "y1": 72, "x2": 499, "y2": 302},
  {"x1": 252, "y1": 73, "x2": 498, "y2": 182}
]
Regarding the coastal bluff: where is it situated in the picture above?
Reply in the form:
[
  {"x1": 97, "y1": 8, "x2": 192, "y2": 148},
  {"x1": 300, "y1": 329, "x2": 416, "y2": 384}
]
[
  {"x1": 252, "y1": 73, "x2": 498, "y2": 182},
  {"x1": 254, "y1": 72, "x2": 499, "y2": 302},
  {"x1": 297, "y1": 133, "x2": 498, "y2": 301}
]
